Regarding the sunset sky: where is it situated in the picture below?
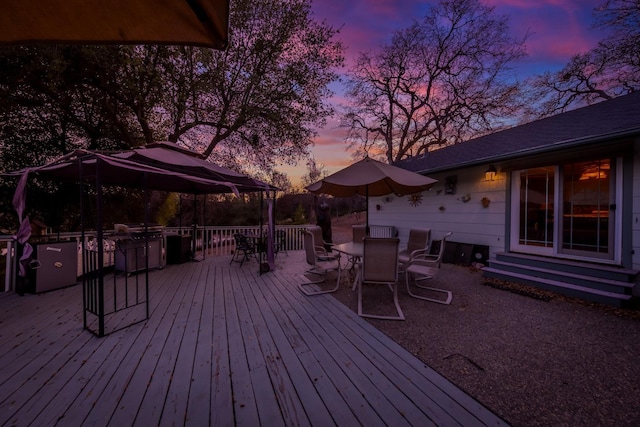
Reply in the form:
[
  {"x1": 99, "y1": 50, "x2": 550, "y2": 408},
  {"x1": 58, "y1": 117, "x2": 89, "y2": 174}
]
[{"x1": 278, "y1": 0, "x2": 610, "y2": 188}]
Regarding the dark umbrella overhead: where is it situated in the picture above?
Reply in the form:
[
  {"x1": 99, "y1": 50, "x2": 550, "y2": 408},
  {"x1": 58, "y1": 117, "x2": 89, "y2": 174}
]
[
  {"x1": 113, "y1": 141, "x2": 275, "y2": 192},
  {"x1": 306, "y1": 156, "x2": 437, "y2": 230},
  {"x1": 5, "y1": 149, "x2": 241, "y2": 194},
  {"x1": 0, "y1": 0, "x2": 229, "y2": 49}
]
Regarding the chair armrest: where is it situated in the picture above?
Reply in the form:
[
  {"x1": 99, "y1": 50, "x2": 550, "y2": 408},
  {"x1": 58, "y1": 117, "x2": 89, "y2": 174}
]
[
  {"x1": 315, "y1": 245, "x2": 339, "y2": 261},
  {"x1": 408, "y1": 253, "x2": 440, "y2": 268},
  {"x1": 409, "y1": 248, "x2": 430, "y2": 259}
]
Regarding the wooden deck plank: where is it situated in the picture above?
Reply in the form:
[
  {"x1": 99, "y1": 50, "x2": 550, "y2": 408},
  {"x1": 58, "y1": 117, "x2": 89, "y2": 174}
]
[
  {"x1": 184, "y1": 264, "x2": 215, "y2": 426},
  {"x1": 223, "y1": 266, "x2": 262, "y2": 426},
  {"x1": 0, "y1": 294, "x2": 90, "y2": 425},
  {"x1": 209, "y1": 265, "x2": 235, "y2": 427},
  {"x1": 56, "y1": 265, "x2": 189, "y2": 426},
  {"x1": 307, "y1": 277, "x2": 507, "y2": 426},
  {"x1": 156, "y1": 263, "x2": 210, "y2": 426},
  {"x1": 257, "y1": 271, "x2": 368, "y2": 426},
  {"x1": 0, "y1": 286, "x2": 82, "y2": 385},
  {"x1": 0, "y1": 253, "x2": 507, "y2": 427},
  {"x1": 228, "y1": 267, "x2": 289, "y2": 427},
  {"x1": 269, "y1": 271, "x2": 419, "y2": 426},
  {"x1": 108, "y1": 263, "x2": 204, "y2": 426},
  {"x1": 240, "y1": 268, "x2": 329, "y2": 426}
]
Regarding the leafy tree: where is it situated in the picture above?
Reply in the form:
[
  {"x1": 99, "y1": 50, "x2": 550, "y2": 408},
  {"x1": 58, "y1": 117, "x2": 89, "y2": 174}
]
[
  {"x1": 341, "y1": 0, "x2": 527, "y2": 163},
  {"x1": 0, "y1": 0, "x2": 344, "y2": 179},
  {"x1": 526, "y1": 0, "x2": 640, "y2": 117},
  {"x1": 178, "y1": 0, "x2": 344, "y2": 176},
  {"x1": 292, "y1": 203, "x2": 307, "y2": 224}
]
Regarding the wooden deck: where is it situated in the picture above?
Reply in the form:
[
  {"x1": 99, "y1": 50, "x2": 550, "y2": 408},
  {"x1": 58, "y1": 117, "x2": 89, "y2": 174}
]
[{"x1": 0, "y1": 253, "x2": 507, "y2": 426}]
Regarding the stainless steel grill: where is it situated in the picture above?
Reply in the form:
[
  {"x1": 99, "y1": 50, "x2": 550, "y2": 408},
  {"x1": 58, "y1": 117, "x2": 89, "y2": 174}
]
[{"x1": 112, "y1": 224, "x2": 165, "y2": 274}]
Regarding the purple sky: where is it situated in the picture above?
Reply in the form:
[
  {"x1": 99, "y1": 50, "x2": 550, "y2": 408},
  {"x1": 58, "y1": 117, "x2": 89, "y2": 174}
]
[{"x1": 281, "y1": 0, "x2": 609, "y2": 187}]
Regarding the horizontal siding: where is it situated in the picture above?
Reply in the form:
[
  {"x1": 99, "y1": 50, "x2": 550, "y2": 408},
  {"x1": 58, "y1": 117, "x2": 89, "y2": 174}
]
[
  {"x1": 370, "y1": 165, "x2": 507, "y2": 258},
  {"x1": 633, "y1": 140, "x2": 640, "y2": 271}
]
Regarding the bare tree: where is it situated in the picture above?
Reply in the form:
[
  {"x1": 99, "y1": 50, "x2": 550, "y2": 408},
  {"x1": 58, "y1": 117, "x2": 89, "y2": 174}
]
[
  {"x1": 526, "y1": 0, "x2": 639, "y2": 117},
  {"x1": 341, "y1": 0, "x2": 527, "y2": 163},
  {"x1": 300, "y1": 157, "x2": 327, "y2": 189}
]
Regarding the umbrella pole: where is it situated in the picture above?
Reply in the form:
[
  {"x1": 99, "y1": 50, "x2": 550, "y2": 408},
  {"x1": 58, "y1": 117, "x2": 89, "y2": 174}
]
[
  {"x1": 366, "y1": 186, "x2": 369, "y2": 236},
  {"x1": 192, "y1": 194, "x2": 196, "y2": 258}
]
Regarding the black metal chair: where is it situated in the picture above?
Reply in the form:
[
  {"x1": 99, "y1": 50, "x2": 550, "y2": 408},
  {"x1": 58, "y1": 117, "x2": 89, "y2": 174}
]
[
  {"x1": 275, "y1": 229, "x2": 288, "y2": 257},
  {"x1": 230, "y1": 233, "x2": 256, "y2": 266}
]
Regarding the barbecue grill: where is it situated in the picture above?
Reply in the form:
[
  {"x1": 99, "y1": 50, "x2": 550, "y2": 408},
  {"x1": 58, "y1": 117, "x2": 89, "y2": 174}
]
[{"x1": 112, "y1": 223, "x2": 165, "y2": 274}]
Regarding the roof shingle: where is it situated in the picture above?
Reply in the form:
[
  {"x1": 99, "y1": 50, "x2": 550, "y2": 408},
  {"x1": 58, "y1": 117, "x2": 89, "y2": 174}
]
[{"x1": 398, "y1": 91, "x2": 640, "y2": 173}]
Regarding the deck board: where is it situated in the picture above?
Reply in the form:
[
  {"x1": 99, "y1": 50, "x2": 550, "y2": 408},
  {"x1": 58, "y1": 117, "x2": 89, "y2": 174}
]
[{"x1": 0, "y1": 252, "x2": 508, "y2": 426}]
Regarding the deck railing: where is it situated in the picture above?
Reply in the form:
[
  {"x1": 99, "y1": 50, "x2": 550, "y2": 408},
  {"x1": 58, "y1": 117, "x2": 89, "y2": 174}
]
[{"x1": 0, "y1": 224, "x2": 309, "y2": 292}]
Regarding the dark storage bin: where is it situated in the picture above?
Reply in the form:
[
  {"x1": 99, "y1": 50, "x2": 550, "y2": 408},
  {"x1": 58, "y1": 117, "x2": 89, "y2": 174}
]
[
  {"x1": 167, "y1": 234, "x2": 191, "y2": 264},
  {"x1": 441, "y1": 241, "x2": 477, "y2": 266}
]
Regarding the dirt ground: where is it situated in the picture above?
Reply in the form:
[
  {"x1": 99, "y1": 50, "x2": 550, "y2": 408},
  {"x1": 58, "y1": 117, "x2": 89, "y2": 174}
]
[{"x1": 319, "y1": 214, "x2": 640, "y2": 426}]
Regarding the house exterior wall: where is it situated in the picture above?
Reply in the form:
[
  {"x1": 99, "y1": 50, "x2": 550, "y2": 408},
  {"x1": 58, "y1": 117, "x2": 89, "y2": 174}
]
[
  {"x1": 368, "y1": 164, "x2": 507, "y2": 259},
  {"x1": 632, "y1": 140, "x2": 640, "y2": 271}
]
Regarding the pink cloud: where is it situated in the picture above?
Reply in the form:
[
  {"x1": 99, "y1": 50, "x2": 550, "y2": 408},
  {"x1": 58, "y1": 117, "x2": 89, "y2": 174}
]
[
  {"x1": 484, "y1": 0, "x2": 608, "y2": 67},
  {"x1": 289, "y1": 0, "x2": 612, "y2": 185}
]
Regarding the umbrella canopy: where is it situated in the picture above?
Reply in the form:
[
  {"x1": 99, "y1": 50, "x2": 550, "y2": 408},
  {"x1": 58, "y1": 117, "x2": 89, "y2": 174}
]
[
  {"x1": 113, "y1": 141, "x2": 275, "y2": 192},
  {"x1": 306, "y1": 157, "x2": 437, "y2": 197},
  {"x1": 306, "y1": 157, "x2": 437, "y2": 231},
  {"x1": 0, "y1": 0, "x2": 229, "y2": 49}
]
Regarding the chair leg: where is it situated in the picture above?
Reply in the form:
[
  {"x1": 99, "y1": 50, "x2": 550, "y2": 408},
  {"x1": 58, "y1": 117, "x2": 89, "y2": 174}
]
[
  {"x1": 357, "y1": 279, "x2": 405, "y2": 321},
  {"x1": 406, "y1": 272, "x2": 452, "y2": 305},
  {"x1": 298, "y1": 267, "x2": 341, "y2": 296}
]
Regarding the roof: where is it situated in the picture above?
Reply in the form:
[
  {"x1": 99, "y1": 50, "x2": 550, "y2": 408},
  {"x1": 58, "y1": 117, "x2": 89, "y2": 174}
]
[{"x1": 398, "y1": 91, "x2": 640, "y2": 174}]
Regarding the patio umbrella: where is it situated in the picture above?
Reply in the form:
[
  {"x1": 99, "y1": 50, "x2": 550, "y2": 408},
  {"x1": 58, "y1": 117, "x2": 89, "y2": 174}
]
[
  {"x1": 306, "y1": 156, "x2": 437, "y2": 230},
  {"x1": 0, "y1": 0, "x2": 229, "y2": 49}
]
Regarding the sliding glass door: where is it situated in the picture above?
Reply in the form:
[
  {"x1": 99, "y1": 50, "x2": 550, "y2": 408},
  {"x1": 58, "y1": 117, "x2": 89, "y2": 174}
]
[
  {"x1": 511, "y1": 158, "x2": 618, "y2": 261},
  {"x1": 512, "y1": 167, "x2": 555, "y2": 255},
  {"x1": 561, "y1": 160, "x2": 614, "y2": 259}
]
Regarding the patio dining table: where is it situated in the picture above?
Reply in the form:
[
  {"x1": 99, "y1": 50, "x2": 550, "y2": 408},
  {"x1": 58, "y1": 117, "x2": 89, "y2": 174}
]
[{"x1": 332, "y1": 241, "x2": 363, "y2": 290}]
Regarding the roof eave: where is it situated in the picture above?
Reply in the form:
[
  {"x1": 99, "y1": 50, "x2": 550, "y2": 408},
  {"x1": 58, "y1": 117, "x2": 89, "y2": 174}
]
[{"x1": 411, "y1": 126, "x2": 640, "y2": 175}]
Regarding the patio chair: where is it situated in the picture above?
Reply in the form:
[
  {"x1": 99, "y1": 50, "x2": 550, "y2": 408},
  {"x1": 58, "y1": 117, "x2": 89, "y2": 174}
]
[
  {"x1": 352, "y1": 224, "x2": 367, "y2": 242},
  {"x1": 357, "y1": 237, "x2": 404, "y2": 321},
  {"x1": 405, "y1": 232, "x2": 453, "y2": 304},
  {"x1": 398, "y1": 228, "x2": 431, "y2": 272},
  {"x1": 298, "y1": 229, "x2": 342, "y2": 296},
  {"x1": 230, "y1": 233, "x2": 256, "y2": 266},
  {"x1": 306, "y1": 225, "x2": 325, "y2": 248},
  {"x1": 275, "y1": 229, "x2": 288, "y2": 257}
]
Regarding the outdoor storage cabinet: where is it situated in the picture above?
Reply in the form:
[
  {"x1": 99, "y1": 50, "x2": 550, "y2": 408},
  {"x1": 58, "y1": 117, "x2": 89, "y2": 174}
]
[
  {"x1": 28, "y1": 241, "x2": 78, "y2": 293},
  {"x1": 166, "y1": 234, "x2": 191, "y2": 264}
]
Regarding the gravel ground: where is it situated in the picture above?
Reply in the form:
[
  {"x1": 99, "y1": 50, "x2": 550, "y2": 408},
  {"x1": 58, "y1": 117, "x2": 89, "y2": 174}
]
[{"x1": 324, "y1": 216, "x2": 640, "y2": 426}]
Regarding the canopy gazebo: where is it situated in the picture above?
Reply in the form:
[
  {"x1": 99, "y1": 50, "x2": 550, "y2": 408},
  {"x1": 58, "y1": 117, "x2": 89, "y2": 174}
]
[{"x1": 5, "y1": 147, "x2": 276, "y2": 336}]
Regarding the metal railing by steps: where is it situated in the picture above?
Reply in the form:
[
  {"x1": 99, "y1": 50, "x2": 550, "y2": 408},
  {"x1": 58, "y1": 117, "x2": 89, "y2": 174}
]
[{"x1": 482, "y1": 252, "x2": 639, "y2": 307}]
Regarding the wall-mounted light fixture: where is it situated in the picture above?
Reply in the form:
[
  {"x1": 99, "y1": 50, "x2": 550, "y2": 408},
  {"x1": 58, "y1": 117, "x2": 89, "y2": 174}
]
[{"x1": 485, "y1": 164, "x2": 497, "y2": 181}]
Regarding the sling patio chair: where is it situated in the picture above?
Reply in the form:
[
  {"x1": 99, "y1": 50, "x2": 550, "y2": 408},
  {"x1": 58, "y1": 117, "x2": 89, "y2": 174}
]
[
  {"x1": 398, "y1": 228, "x2": 431, "y2": 272},
  {"x1": 404, "y1": 232, "x2": 453, "y2": 304},
  {"x1": 357, "y1": 237, "x2": 404, "y2": 321},
  {"x1": 298, "y1": 229, "x2": 342, "y2": 296}
]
